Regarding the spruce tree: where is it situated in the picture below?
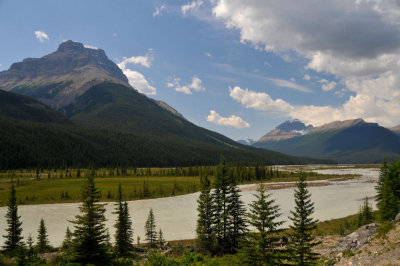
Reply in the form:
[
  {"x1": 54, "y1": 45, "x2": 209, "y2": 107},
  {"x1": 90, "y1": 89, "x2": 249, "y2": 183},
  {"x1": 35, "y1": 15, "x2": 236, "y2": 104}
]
[
  {"x1": 375, "y1": 158, "x2": 388, "y2": 204},
  {"x1": 70, "y1": 170, "x2": 109, "y2": 265},
  {"x1": 226, "y1": 171, "x2": 247, "y2": 251},
  {"x1": 145, "y1": 208, "x2": 158, "y2": 247},
  {"x1": 288, "y1": 173, "x2": 319, "y2": 265},
  {"x1": 196, "y1": 175, "x2": 214, "y2": 252},
  {"x1": 158, "y1": 229, "x2": 165, "y2": 249},
  {"x1": 357, "y1": 197, "x2": 374, "y2": 227},
  {"x1": 377, "y1": 160, "x2": 400, "y2": 221},
  {"x1": 36, "y1": 219, "x2": 50, "y2": 253},
  {"x1": 243, "y1": 183, "x2": 284, "y2": 265},
  {"x1": 113, "y1": 184, "x2": 133, "y2": 255},
  {"x1": 3, "y1": 184, "x2": 23, "y2": 253},
  {"x1": 61, "y1": 227, "x2": 73, "y2": 251},
  {"x1": 212, "y1": 158, "x2": 230, "y2": 251}
]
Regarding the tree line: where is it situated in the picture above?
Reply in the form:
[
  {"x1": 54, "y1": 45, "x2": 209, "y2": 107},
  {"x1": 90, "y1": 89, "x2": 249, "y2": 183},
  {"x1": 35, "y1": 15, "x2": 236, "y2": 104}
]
[{"x1": 1, "y1": 161, "x2": 322, "y2": 265}]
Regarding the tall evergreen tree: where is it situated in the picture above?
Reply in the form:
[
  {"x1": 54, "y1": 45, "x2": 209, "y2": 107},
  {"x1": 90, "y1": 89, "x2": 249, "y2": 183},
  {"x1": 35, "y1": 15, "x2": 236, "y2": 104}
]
[
  {"x1": 158, "y1": 229, "x2": 165, "y2": 249},
  {"x1": 3, "y1": 184, "x2": 23, "y2": 253},
  {"x1": 357, "y1": 197, "x2": 374, "y2": 227},
  {"x1": 113, "y1": 184, "x2": 133, "y2": 255},
  {"x1": 377, "y1": 160, "x2": 400, "y2": 221},
  {"x1": 196, "y1": 175, "x2": 214, "y2": 253},
  {"x1": 61, "y1": 227, "x2": 73, "y2": 251},
  {"x1": 145, "y1": 208, "x2": 158, "y2": 247},
  {"x1": 70, "y1": 170, "x2": 109, "y2": 265},
  {"x1": 226, "y1": 171, "x2": 247, "y2": 251},
  {"x1": 375, "y1": 158, "x2": 388, "y2": 204},
  {"x1": 36, "y1": 219, "x2": 50, "y2": 253},
  {"x1": 243, "y1": 183, "x2": 284, "y2": 265},
  {"x1": 212, "y1": 158, "x2": 231, "y2": 251},
  {"x1": 288, "y1": 173, "x2": 319, "y2": 266}
]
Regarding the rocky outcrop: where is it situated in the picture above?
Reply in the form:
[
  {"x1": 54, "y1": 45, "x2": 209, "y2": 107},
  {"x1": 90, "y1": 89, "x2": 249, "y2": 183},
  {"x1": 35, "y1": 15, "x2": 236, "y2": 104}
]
[{"x1": 336, "y1": 223, "x2": 377, "y2": 252}]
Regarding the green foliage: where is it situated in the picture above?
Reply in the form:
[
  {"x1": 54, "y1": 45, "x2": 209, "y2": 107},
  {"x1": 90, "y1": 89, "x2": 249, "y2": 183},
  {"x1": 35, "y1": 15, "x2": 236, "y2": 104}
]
[
  {"x1": 288, "y1": 173, "x2": 320, "y2": 265},
  {"x1": 242, "y1": 183, "x2": 284, "y2": 265},
  {"x1": 36, "y1": 218, "x2": 51, "y2": 253},
  {"x1": 61, "y1": 227, "x2": 73, "y2": 251},
  {"x1": 3, "y1": 184, "x2": 23, "y2": 254},
  {"x1": 377, "y1": 159, "x2": 400, "y2": 221},
  {"x1": 145, "y1": 208, "x2": 158, "y2": 247},
  {"x1": 357, "y1": 197, "x2": 374, "y2": 227},
  {"x1": 196, "y1": 175, "x2": 214, "y2": 253},
  {"x1": 113, "y1": 184, "x2": 133, "y2": 256},
  {"x1": 70, "y1": 170, "x2": 110, "y2": 265}
]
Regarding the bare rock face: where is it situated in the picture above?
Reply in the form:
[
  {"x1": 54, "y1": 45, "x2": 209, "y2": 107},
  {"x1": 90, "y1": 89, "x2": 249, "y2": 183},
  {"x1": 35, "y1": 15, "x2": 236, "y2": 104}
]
[
  {"x1": 257, "y1": 119, "x2": 313, "y2": 143},
  {"x1": 336, "y1": 223, "x2": 377, "y2": 252},
  {"x1": 0, "y1": 40, "x2": 131, "y2": 110}
]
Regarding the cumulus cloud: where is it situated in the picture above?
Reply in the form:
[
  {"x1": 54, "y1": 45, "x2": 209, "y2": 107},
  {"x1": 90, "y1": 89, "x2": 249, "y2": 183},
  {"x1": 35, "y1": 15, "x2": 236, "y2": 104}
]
[
  {"x1": 268, "y1": 78, "x2": 312, "y2": 93},
  {"x1": 207, "y1": 110, "x2": 250, "y2": 128},
  {"x1": 34, "y1": 31, "x2": 49, "y2": 42},
  {"x1": 321, "y1": 81, "x2": 336, "y2": 91},
  {"x1": 169, "y1": 76, "x2": 206, "y2": 94},
  {"x1": 229, "y1": 86, "x2": 294, "y2": 112},
  {"x1": 303, "y1": 74, "x2": 311, "y2": 80},
  {"x1": 212, "y1": 0, "x2": 400, "y2": 126},
  {"x1": 182, "y1": 0, "x2": 203, "y2": 15},
  {"x1": 117, "y1": 52, "x2": 156, "y2": 95},
  {"x1": 153, "y1": 5, "x2": 166, "y2": 17}
]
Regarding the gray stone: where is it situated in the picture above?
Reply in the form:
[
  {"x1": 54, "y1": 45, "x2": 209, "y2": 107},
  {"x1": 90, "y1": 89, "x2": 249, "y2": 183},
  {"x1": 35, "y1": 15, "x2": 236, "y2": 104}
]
[{"x1": 336, "y1": 223, "x2": 377, "y2": 252}]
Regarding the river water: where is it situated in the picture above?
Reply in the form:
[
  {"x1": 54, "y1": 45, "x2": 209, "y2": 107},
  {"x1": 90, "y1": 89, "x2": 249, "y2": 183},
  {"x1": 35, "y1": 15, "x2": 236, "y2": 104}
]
[{"x1": 0, "y1": 167, "x2": 379, "y2": 247}]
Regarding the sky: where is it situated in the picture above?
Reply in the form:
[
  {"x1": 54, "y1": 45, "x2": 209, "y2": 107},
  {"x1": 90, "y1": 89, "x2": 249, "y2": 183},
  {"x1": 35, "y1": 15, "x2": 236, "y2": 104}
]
[{"x1": 1, "y1": 0, "x2": 400, "y2": 141}]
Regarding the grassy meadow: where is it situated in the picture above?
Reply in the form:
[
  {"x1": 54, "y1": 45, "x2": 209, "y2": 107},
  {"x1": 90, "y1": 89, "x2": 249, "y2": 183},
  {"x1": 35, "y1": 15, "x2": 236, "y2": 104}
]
[{"x1": 0, "y1": 166, "x2": 360, "y2": 207}]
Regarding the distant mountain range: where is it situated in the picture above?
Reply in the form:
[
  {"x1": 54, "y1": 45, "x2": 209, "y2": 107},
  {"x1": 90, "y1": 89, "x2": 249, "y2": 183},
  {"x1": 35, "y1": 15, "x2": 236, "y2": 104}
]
[
  {"x1": 0, "y1": 41, "x2": 331, "y2": 168},
  {"x1": 253, "y1": 119, "x2": 400, "y2": 163}
]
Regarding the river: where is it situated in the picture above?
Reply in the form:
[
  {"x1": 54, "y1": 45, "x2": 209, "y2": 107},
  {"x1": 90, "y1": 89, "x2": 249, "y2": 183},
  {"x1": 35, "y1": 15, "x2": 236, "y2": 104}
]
[{"x1": 0, "y1": 166, "x2": 379, "y2": 246}]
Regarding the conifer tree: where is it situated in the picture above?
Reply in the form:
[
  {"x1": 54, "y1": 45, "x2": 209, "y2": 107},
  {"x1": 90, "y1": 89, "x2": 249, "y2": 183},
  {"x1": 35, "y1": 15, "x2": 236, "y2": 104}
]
[
  {"x1": 3, "y1": 184, "x2": 23, "y2": 253},
  {"x1": 212, "y1": 158, "x2": 230, "y2": 251},
  {"x1": 243, "y1": 183, "x2": 284, "y2": 265},
  {"x1": 61, "y1": 227, "x2": 73, "y2": 251},
  {"x1": 375, "y1": 158, "x2": 388, "y2": 204},
  {"x1": 145, "y1": 208, "x2": 158, "y2": 247},
  {"x1": 357, "y1": 197, "x2": 374, "y2": 227},
  {"x1": 36, "y1": 219, "x2": 50, "y2": 253},
  {"x1": 70, "y1": 170, "x2": 109, "y2": 265},
  {"x1": 158, "y1": 229, "x2": 165, "y2": 249},
  {"x1": 288, "y1": 173, "x2": 319, "y2": 265},
  {"x1": 196, "y1": 175, "x2": 214, "y2": 252},
  {"x1": 226, "y1": 171, "x2": 247, "y2": 251},
  {"x1": 114, "y1": 184, "x2": 133, "y2": 255}
]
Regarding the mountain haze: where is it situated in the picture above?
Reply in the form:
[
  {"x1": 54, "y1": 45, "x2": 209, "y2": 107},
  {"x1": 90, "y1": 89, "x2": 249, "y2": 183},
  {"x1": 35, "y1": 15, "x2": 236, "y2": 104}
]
[{"x1": 255, "y1": 119, "x2": 400, "y2": 163}]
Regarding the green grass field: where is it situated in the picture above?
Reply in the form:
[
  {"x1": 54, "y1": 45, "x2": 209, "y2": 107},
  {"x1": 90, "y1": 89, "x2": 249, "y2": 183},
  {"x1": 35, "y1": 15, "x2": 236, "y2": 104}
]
[{"x1": 0, "y1": 168, "x2": 359, "y2": 207}]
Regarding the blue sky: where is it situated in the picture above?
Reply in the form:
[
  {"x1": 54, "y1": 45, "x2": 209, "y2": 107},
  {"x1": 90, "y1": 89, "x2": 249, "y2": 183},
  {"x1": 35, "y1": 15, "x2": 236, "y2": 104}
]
[{"x1": 1, "y1": 0, "x2": 400, "y2": 140}]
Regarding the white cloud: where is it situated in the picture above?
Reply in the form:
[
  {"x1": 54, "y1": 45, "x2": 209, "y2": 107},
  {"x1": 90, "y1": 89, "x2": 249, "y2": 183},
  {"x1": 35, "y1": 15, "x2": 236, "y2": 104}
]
[
  {"x1": 212, "y1": 0, "x2": 400, "y2": 126},
  {"x1": 205, "y1": 52, "x2": 212, "y2": 57},
  {"x1": 170, "y1": 76, "x2": 206, "y2": 94},
  {"x1": 322, "y1": 81, "x2": 336, "y2": 91},
  {"x1": 117, "y1": 52, "x2": 156, "y2": 95},
  {"x1": 303, "y1": 74, "x2": 311, "y2": 80},
  {"x1": 153, "y1": 5, "x2": 166, "y2": 17},
  {"x1": 229, "y1": 86, "x2": 294, "y2": 112},
  {"x1": 268, "y1": 78, "x2": 312, "y2": 93},
  {"x1": 182, "y1": 0, "x2": 203, "y2": 15},
  {"x1": 207, "y1": 110, "x2": 250, "y2": 128},
  {"x1": 84, "y1": 45, "x2": 99, "y2": 50},
  {"x1": 34, "y1": 31, "x2": 49, "y2": 42}
]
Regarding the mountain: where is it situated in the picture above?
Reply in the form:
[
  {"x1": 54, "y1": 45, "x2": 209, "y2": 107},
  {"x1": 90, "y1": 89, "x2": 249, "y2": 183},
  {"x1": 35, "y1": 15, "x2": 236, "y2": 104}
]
[
  {"x1": 0, "y1": 41, "x2": 333, "y2": 168},
  {"x1": 0, "y1": 40, "x2": 129, "y2": 110},
  {"x1": 237, "y1": 139, "x2": 256, "y2": 145},
  {"x1": 258, "y1": 119, "x2": 313, "y2": 142},
  {"x1": 390, "y1": 125, "x2": 400, "y2": 136},
  {"x1": 254, "y1": 118, "x2": 400, "y2": 163}
]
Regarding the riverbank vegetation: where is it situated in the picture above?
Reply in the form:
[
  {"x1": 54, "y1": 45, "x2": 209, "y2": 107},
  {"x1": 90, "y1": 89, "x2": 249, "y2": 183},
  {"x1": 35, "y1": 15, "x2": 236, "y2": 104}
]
[{"x1": 0, "y1": 165, "x2": 358, "y2": 206}]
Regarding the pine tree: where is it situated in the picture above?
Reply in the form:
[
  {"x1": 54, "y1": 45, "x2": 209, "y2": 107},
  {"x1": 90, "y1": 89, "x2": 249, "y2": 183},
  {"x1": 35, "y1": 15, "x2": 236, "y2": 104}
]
[
  {"x1": 196, "y1": 175, "x2": 214, "y2": 253},
  {"x1": 3, "y1": 184, "x2": 23, "y2": 253},
  {"x1": 145, "y1": 208, "x2": 158, "y2": 247},
  {"x1": 158, "y1": 229, "x2": 165, "y2": 249},
  {"x1": 70, "y1": 170, "x2": 110, "y2": 265},
  {"x1": 377, "y1": 160, "x2": 400, "y2": 221},
  {"x1": 36, "y1": 219, "x2": 50, "y2": 253},
  {"x1": 243, "y1": 183, "x2": 284, "y2": 265},
  {"x1": 226, "y1": 171, "x2": 247, "y2": 251},
  {"x1": 212, "y1": 158, "x2": 231, "y2": 252},
  {"x1": 61, "y1": 227, "x2": 73, "y2": 251},
  {"x1": 357, "y1": 197, "x2": 374, "y2": 227},
  {"x1": 288, "y1": 173, "x2": 319, "y2": 265},
  {"x1": 114, "y1": 184, "x2": 133, "y2": 255},
  {"x1": 375, "y1": 158, "x2": 388, "y2": 204}
]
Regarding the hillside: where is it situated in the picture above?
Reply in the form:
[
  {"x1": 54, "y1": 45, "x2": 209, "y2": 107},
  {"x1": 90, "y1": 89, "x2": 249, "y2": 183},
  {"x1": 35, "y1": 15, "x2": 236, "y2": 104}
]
[{"x1": 255, "y1": 119, "x2": 400, "y2": 163}]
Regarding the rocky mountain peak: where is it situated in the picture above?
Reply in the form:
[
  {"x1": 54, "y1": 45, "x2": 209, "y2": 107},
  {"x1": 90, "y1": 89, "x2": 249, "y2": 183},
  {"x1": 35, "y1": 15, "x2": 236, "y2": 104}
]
[{"x1": 57, "y1": 40, "x2": 85, "y2": 52}]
